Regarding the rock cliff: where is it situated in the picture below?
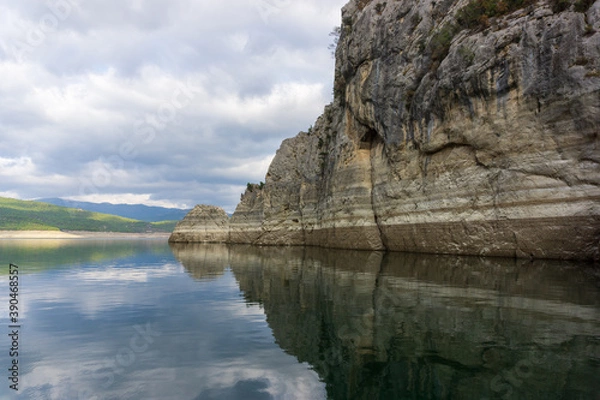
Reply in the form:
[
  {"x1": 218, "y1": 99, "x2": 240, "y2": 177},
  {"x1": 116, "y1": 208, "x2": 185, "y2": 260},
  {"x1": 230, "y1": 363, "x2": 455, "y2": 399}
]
[{"x1": 173, "y1": 0, "x2": 600, "y2": 260}]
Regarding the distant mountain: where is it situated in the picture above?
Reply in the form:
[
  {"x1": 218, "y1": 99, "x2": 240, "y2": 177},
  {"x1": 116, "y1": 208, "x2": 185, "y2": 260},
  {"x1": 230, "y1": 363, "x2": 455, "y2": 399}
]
[
  {"x1": 0, "y1": 197, "x2": 178, "y2": 232},
  {"x1": 39, "y1": 198, "x2": 191, "y2": 222}
]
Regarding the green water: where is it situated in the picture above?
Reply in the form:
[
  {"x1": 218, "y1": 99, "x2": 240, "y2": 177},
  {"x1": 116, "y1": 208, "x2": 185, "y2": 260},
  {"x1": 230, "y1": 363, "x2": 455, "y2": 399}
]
[{"x1": 0, "y1": 239, "x2": 598, "y2": 399}]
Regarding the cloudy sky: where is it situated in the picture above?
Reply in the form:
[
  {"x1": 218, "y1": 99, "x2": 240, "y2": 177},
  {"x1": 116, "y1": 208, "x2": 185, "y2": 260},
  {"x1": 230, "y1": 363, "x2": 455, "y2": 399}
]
[{"x1": 0, "y1": 0, "x2": 347, "y2": 212}]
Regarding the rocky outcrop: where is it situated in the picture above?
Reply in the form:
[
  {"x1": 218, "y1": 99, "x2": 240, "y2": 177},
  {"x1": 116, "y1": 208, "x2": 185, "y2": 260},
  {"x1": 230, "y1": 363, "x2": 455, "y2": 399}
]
[
  {"x1": 168, "y1": 205, "x2": 229, "y2": 243},
  {"x1": 178, "y1": 0, "x2": 600, "y2": 260},
  {"x1": 229, "y1": 184, "x2": 268, "y2": 244}
]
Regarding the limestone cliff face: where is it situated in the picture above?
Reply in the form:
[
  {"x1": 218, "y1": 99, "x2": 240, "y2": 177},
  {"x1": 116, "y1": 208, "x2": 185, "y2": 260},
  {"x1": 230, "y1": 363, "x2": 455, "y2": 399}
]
[
  {"x1": 172, "y1": 0, "x2": 600, "y2": 259},
  {"x1": 229, "y1": 0, "x2": 600, "y2": 260}
]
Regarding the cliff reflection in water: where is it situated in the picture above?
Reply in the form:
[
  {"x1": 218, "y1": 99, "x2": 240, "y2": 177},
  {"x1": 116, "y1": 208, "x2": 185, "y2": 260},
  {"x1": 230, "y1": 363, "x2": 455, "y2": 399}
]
[{"x1": 171, "y1": 244, "x2": 600, "y2": 399}]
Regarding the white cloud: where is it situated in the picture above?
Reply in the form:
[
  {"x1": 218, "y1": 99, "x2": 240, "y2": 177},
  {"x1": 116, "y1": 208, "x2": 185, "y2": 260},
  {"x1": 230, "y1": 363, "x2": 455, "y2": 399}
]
[
  {"x1": 0, "y1": 156, "x2": 72, "y2": 192},
  {"x1": 0, "y1": 0, "x2": 347, "y2": 209},
  {"x1": 209, "y1": 155, "x2": 274, "y2": 182},
  {"x1": 0, "y1": 190, "x2": 20, "y2": 198},
  {"x1": 0, "y1": 156, "x2": 36, "y2": 175}
]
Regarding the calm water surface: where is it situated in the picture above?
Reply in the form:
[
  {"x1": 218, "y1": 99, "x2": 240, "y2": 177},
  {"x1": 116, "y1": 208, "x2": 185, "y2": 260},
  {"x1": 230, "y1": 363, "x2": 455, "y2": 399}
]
[{"x1": 0, "y1": 239, "x2": 598, "y2": 400}]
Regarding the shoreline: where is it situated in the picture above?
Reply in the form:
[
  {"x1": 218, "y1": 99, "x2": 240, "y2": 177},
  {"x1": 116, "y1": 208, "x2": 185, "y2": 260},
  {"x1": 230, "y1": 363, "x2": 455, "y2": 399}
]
[{"x1": 0, "y1": 230, "x2": 171, "y2": 239}]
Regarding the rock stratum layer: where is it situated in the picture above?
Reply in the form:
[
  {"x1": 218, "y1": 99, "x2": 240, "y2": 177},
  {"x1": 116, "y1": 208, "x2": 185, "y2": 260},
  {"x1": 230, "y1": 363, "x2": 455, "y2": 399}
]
[
  {"x1": 169, "y1": 205, "x2": 229, "y2": 243},
  {"x1": 171, "y1": 0, "x2": 600, "y2": 260}
]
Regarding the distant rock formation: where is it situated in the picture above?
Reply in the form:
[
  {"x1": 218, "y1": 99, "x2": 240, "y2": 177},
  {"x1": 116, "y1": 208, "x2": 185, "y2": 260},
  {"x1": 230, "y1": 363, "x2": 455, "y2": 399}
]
[
  {"x1": 168, "y1": 205, "x2": 229, "y2": 243},
  {"x1": 172, "y1": 0, "x2": 600, "y2": 260}
]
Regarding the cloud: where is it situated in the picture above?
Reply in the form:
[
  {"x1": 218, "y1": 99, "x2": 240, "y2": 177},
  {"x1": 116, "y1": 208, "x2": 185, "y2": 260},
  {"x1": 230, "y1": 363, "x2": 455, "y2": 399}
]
[
  {"x1": 0, "y1": 0, "x2": 346, "y2": 213},
  {"x1": 210, "y1": 155, "x2": 276, "y2": 182},
  {"x1": 3, "y1": 258, "x2": 326, "y2": 400}
]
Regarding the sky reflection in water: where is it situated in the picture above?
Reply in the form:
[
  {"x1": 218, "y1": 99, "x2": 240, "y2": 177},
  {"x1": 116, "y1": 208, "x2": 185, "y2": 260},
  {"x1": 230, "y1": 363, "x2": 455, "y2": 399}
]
[{"x1": 0, "y1": 239, "x2": 598, "y2": 399}]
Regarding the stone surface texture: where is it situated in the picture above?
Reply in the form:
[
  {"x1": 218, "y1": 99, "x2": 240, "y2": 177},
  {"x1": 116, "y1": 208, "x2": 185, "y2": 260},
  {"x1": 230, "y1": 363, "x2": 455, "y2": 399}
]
[
  {"x1": 175, "y1": 0, "x2": 600, "y2": 260},
  {"x1": 169, "y1": 205, "x2": 230, "y2": 243}
]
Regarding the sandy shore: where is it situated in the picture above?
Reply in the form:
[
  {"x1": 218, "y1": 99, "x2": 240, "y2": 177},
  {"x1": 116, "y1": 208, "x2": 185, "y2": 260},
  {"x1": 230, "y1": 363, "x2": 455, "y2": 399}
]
[{"x1": 0, "y1": 230, "x2": 171, "y2": 239}]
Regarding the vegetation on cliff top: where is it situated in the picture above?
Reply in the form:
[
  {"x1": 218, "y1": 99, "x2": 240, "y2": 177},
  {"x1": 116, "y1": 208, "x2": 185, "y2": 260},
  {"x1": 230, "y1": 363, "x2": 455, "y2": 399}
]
[
  {"x1": 456, "y1": 0, "x2": 536, "y2": 29},
  {"x1": 457, "y1": 0, "x2": 594, "y2": 29},
  {"x1": 246, "y1": 182, "x2": 265, "y2": 192},
  {"x1": 428, "y1": 0, "x2": 595, "y2": 69}
]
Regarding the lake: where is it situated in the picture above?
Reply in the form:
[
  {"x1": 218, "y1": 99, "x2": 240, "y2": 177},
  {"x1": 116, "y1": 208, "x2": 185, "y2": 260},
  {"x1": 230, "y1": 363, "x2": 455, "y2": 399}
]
[{"x1": 0, "y1": 239, "x2": 598, "y2": 400}]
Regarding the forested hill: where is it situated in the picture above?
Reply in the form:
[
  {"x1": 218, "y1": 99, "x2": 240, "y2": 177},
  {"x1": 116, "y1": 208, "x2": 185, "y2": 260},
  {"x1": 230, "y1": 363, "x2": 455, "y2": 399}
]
[
  {"x1": 39, "y1": 198, "x2": 190, "y2": 222},
  {"x1": 0, "y1": 197, "x2": 177, "y2": 232}
]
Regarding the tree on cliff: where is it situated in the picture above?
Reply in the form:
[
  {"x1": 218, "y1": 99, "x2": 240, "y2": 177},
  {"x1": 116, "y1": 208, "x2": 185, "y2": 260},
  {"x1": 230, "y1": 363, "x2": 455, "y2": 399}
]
[{"x1": 328, "y1": 26, "x2": 341, "y2": 58}]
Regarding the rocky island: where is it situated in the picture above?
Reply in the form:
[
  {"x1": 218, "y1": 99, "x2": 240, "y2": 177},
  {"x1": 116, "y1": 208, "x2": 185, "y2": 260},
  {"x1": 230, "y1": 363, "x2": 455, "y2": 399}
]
[{"x1": 171, "y1": 0, "x2": 600, "y2": 260}]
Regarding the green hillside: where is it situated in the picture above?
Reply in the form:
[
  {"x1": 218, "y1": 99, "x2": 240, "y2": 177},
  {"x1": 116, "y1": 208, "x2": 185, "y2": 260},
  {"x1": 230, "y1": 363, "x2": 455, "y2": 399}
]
[{"x1": 0, "y1": 197, "x2": 178, "y2": 233}]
